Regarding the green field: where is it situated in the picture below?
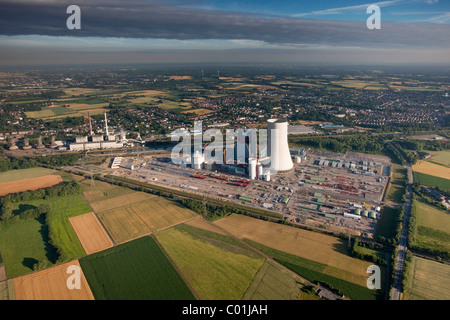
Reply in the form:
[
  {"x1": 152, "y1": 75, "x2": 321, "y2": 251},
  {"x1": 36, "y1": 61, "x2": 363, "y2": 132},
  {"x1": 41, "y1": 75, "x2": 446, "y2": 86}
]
[
  {"x1": 0, "y1": 216, "x2": 56, "y2": 278},
  {"x1": 413, "y1": 172, "x2": 450, "y2": 193},
  {"x1": 427, "y1": 150, "x2": 450, "y2": 167},
  {"x1": 386, "y1": 164, "x2": 407, "y2": 203},
  {"x1": 412, "y1": 199, "x2": 450, "y2": 256},
  {"x1": 0, "y1": 193, "x2": 91, "y2": 277},
  {"x1": 243, "y1": 259, "x2": 317, "y2": 300},
  {"x1": 0, "y1": 167, "x2": 56, "y2": 183},
  {"x1": 79, "y1": 236, "x2": 195, "y2": 300},
  {"x1": 404, "y1": 256, "x2": 450, "y2": 300},
  {"x1": 245, "y1": 240, "x2": 383, "y2": 300},
  {"x1": 155, "y1": 223, "x2": 264, "y2": 300}
]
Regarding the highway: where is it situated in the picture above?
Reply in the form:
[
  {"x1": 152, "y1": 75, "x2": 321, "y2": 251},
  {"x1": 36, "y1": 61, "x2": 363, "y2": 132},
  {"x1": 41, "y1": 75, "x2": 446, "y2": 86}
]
[{"x1": 390, "y1": 152, "x2": 414, "y2": 300}]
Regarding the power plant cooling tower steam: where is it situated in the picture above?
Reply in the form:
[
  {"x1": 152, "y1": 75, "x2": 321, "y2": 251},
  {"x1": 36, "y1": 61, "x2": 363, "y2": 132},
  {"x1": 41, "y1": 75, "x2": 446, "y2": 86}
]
[{"x1": 267, "y1": 119, "x2": 293, "y2": 173}]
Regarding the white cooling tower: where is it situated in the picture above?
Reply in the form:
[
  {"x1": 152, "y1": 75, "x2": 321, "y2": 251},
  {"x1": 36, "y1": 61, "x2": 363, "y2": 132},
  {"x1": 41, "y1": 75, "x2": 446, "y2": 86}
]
[
  {"x1": 248, "y1": 158, "x2": 257, "y2": 180},
  {"x1": 267, "y1": 119, "x2": 293, "y2": 173}
]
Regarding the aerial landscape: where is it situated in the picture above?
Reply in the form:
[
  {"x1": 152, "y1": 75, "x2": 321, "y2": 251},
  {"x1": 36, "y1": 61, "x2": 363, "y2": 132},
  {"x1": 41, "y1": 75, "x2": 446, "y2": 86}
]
[{"x1": 0, "y1": 0, "x2": 449, "y2": 311}]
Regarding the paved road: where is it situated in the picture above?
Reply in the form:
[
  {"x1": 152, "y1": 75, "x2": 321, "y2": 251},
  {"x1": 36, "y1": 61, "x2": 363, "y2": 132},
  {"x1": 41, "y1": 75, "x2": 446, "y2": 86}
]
[{"x1": 390, "y1": 157, "x2": 414, "y2": 300}]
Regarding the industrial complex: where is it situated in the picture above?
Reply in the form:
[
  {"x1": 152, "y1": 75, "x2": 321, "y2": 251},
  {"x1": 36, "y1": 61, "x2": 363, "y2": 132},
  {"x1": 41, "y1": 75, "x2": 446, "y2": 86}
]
[{"x1": 103, "y1": 119, "x2": 391, "y2": 238}]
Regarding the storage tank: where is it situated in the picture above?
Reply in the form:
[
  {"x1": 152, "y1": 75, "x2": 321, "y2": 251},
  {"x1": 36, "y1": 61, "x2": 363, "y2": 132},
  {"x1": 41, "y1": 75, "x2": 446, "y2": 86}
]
[
  {"x1": 248, "y1": 158, "x2": 257, "y2": 180},
  {"x1": 267, "y1": 119, "x2": 294, "y2": 173},
  {"x1": 355, "y1": 208, "x2": 361, "y2": 216},
  {"x1": 295, "y1": 155, "x2": 301, "y2": 163},
  {"x1": 257, "y1": 162, "x2": 263, "y2": 178},
  {"x1": 369, "y1": 211, "x2": 377, "y2": 219},
  {"x1": 362, "y1": 210, "x2": 369, "y2": 217}
]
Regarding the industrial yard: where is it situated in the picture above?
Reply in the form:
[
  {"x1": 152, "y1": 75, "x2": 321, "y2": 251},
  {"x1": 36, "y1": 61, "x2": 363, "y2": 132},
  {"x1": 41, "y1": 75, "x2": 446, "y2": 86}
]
[{"x1": 105, "y1": 147, "x2": 391, "y2": 238}]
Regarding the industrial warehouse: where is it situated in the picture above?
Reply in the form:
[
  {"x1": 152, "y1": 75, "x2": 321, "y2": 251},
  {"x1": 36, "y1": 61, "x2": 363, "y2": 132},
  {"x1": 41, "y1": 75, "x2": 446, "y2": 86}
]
[{"x1": 104, "y1": 119, "x2": 392, "y2": 238}]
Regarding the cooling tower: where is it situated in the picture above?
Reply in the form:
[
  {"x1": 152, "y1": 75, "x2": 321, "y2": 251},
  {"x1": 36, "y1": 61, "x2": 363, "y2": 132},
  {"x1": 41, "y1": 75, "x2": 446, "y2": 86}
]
[{"x1": 267, "y1": 119, "x2": 293, "y2": 173}]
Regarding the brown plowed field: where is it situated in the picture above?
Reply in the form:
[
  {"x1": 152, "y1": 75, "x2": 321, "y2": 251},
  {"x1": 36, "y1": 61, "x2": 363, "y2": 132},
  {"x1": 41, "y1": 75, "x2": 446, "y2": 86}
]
[
  {"x1": 0, "y1": 175, "x2": 62, "y2": 196},
  {"x1": 69, "y1": 212, "x2": 114, "y2": 255},
  {"x1": 12, "y1": 261, "x2": 94, "y2": 300}
]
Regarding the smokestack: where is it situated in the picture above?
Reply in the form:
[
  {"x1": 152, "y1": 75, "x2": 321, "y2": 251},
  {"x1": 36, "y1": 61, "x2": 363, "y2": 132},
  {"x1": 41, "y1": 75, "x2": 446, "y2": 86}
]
[
  {"x1": 88, "y1": 111, "x2": 93, "y2": 136},
  {"x1": 267, "y1": 119, "x2": 293, "y2": 173},
  {"x1": 104, "y1": 112, "x2": 109, "y2": 140}
]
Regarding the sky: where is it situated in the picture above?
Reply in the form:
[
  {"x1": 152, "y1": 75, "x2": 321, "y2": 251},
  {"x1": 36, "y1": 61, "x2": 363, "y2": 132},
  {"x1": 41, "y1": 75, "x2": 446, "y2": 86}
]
[{"x1": 0, "y1": 0, "x2": 449, "y2": 67}]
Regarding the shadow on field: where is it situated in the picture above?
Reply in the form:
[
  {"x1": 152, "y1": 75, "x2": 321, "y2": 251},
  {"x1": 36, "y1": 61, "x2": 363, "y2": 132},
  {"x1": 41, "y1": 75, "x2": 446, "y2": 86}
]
[
  {"x1": 22, "y1": 257, "x2": 38, "y2": 270},
  {"x1": 36, "y1": 215, "x2": 59, "y2": 264}
]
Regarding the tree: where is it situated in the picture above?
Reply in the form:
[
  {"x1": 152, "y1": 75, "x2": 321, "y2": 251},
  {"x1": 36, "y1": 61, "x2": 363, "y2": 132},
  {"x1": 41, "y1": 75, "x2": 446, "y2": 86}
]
[{"x1": 1, "y1": 204, "x2": 13, "y2": 221}]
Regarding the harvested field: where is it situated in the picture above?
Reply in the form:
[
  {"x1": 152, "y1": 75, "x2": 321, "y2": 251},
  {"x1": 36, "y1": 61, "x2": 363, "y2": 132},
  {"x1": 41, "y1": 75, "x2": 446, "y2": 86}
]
[
  {"x1": 184, "y1": 217, "x2": 227, "y2": 236},
  {"x1": 214, "y1": 214, "x2": 372, "y2": 286},
  {"x1": 96, "y1": 195, "x2": 198, "y2": 244},
  {"x1": 69, "y1": 212, "x2": 114, "y2": 254},
  {"x1": 0, "y1": 174, "x2": 62, "y2": 196},
  {"x1": 412, "y1": 160, "x2": 450, "y2": 180},
  {"x1": 13, "y1": 261, "x2": 94, "y2": 300},
  {"x1": 0, "y1": 280, "x2": 14, "y2": 300},
  {"x1": 90, "y1": 192, "x2": 156, "y2": 213},
  {"x1": 404, "y1": 256, "x2": 450, "y2": 300},
  {"x1": 243, "y1": 259, "x2": 306, "y2": 300}
]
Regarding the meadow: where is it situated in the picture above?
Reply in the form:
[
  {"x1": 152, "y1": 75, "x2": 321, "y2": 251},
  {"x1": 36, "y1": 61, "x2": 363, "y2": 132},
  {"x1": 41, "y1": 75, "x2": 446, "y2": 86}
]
[
  {"x1": 412, "y1": 199, "x2": 450, "y2": 256},
  {"x1": 427, "y1": 150, "x2": 450, "y2": 167},
  {"x1": 403, "y1": 256, "x2": 450, "y2": 300},
  {"x1": 79, "y1": 236, "x2": 195, "y2": 300},
  {"x1": 155, "y1": 220, "x2": 264, "y2": 300},
  {"x1": 413, "y1": 172, "x2": 450, "y2": 193}
]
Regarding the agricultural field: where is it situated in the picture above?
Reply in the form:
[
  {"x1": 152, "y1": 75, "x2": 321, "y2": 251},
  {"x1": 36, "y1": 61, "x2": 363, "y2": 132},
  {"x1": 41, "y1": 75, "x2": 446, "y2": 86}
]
[
  {"x1": 412, "y1": 199, "x2": 450, "y2": 256},
  {"x1": 13, "y1": 261, "x2": 94, "y2": 300},
  {"x1": 94, "y1": 194, "x2": 198, "y2": 244},
  {"x1": 0, "y1": 280, "x2": 14, "y2": 300},
  {"x1": 413, "y1": 172, "x2": 450, "y2": 193},
  {"x1": 0, "y1": 174, "x2": 63, "y2": 196},
  {"x1": 242, "y1": 259, "x2": 315, "y2": 300},
  {"x1": 79, "y1": 236, "x2": 195, "y2": 300},
  {"x1": 69, "y1": 212, "x2": 114, "y2": 254},
  {"x1": 412, "y1": 160, "x2": 450, "y2": 180},
  {"x1": 0, "y1": 167, "x2": 56, "y2": 183},
  {"x1": 155, "y1": 219, "x2": 264, "y2": 300},
  {"x1": 214, "y1": 214, "x2": 380, "y2": 300},
  {"x1": 25, "y1": 103, "x2": 108, "y2": 119},
  {"x1": 403, "y1": 256, "x2": 450, "y2": 300}
]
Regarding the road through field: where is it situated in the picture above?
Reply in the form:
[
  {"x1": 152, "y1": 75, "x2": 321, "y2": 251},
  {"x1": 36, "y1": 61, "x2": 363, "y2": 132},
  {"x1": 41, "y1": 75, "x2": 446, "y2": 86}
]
[{"x1": 390, "y1": 147, "x2": 414, "y2": 300}]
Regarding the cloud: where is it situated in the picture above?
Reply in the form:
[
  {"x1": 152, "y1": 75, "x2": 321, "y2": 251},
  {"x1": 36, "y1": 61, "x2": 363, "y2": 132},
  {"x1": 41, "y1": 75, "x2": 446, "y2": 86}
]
[
  {"x1": 0, "y1": 0, "x2": 448, "y2": 49},
  {"x1": 292, "y1": 0, "x2": 402, "y2": 17}
]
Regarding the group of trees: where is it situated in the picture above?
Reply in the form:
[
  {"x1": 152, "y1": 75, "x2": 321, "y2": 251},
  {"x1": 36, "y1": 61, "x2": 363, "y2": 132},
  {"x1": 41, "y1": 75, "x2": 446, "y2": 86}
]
[
  {"x1": 0, "y1": 181, "x2": 81, "y2": 222},
  {"x1": 349, "y1": 237, "x2": 387, "y2": 265},
  {"x1": 179, "y1": 198, "x2": 232, "y2": 221}
]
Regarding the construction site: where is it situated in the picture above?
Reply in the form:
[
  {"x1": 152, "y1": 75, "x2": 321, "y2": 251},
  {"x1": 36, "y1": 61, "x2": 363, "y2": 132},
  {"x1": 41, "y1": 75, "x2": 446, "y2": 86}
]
[{"x1": 105, "y1": 141, "x2": 391, "y2": 238}]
